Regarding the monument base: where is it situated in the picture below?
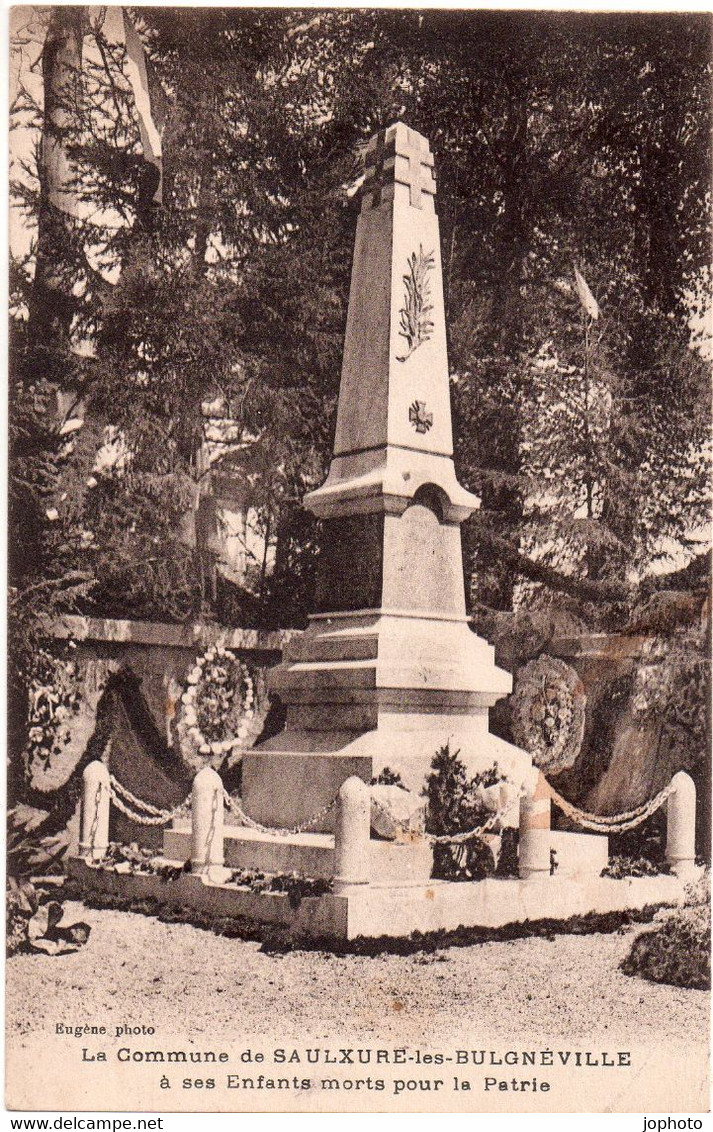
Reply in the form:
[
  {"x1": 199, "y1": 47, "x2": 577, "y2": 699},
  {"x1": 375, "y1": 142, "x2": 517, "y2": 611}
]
[
  {"x1": 67, "y1": 856, "x2": 693, "y2": 943},
  {"x1": 243, "y1": 609, "x2": 533, "y2": 831}
]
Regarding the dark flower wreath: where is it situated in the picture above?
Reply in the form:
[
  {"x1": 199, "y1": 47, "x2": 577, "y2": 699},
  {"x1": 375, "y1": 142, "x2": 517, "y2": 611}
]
[{"x1": 510, "y1": 655, "x2": 586, "y2": 775}]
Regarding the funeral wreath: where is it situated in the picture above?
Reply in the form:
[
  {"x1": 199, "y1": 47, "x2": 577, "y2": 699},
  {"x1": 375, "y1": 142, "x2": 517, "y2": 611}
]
[
  {"x1": 177, "y1": 646, "x2": 259, "y2": 770},
  {"x1": 510, "y1": 655, "x2": 586, "y2": 775}
]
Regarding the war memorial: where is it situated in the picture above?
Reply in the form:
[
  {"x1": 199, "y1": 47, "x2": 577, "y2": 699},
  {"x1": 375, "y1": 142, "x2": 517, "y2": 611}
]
[{"x1": 68, "y1": 123, "x2": 698, "y2": 942}]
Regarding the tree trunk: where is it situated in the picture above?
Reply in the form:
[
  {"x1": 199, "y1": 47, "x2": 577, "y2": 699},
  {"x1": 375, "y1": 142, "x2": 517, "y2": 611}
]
[{"x1": 31, "y1": 6, "x2": 85, "y2": 373}]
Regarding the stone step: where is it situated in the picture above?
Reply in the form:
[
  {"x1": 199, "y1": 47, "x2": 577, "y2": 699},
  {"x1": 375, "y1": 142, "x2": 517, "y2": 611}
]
[
  {"x1": 270, "y1": 659, "x2": 377, "y2": 692},
  {"x1": 164, "y1": 822, "x2": 334, "y2": 878},
  {"x1": 164, "y1": 822, "x2": 433, "y2": 885},
  {"x1": 550, "y1": 830, "x2": 609, "y2": 877},
  {"x1": 68, "y1": 855, "x2": 693, "y2": 943}
]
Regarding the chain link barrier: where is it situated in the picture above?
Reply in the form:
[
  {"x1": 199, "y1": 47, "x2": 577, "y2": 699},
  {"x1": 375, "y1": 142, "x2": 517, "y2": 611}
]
[
  {"x1": 222, "y1": 789, "x2": 338, "y2": 837},
  {"x1": 105, "y1": 769, "x2": 681, "y2": 841},
  {"x1": 107, "y1": 769, "x2": 336, "y2": 836},
  {"x1": 109, "y1": 775, "x2": 172, "y2": 816},
  {"x1": 546, "y1": 779, "x2": 677, "y2": 834},
  {"x1": 223, "y1": 776, "x2": 525, "y2": 845},
  {"x1": 109, "y1": 775, "x2": 191, "y2": 827}
]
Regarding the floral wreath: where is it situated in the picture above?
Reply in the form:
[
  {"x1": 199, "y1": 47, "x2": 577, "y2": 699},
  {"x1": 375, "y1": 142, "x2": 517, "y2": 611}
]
[
  {"x1": 26, "y1": 648, "x2": 82, "y2": 771},
  {"x1": 177, "y1": 645, "x2": 260, "y2": 770},
  {"x1": 510, "y1": 655, "x2": 586, "y2": 775}
]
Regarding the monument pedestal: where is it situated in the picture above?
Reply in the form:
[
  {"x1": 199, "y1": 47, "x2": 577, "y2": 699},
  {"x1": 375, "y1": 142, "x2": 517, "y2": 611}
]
[{"x1": 242, "y1": 610, "x2": 530, "y2": 830}]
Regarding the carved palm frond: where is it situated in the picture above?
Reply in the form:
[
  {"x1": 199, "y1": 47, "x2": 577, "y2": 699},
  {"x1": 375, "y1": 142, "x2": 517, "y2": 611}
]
[{"x1": 397, "y1": 244, "x2": 435, "y2": 361}]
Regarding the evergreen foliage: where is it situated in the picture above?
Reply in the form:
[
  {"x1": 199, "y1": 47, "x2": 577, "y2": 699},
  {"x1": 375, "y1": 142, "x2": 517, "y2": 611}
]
[
  {"x1": 8, "y1": 8, "x2": 711, "y2": 774},
  {"x1": 424, "y1": 744, "x2": 505, "y2": 880},
  {"x1": 622, "y1": 872, "x2": 711, "y2": 989}
]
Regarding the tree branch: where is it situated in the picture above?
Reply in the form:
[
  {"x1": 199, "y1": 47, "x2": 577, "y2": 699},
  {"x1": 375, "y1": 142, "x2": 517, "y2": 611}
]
[{"x1": 473, "y1": 526, "x2": 633, "y2": 603}]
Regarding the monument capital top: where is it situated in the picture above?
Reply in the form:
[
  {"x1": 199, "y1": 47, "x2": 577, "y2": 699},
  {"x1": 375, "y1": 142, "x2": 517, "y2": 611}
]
[{"x1": 362, "y1": 120, "x2": 436, "y2": 212}]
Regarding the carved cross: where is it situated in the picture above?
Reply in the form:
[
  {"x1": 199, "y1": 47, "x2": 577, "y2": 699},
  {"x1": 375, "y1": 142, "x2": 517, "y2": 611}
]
[
  {"x1": 363, "y1": 123, "x2": 436, "y2": 210},
  {"x1": 409, "y1": 400, "x2": 434, "y2": 434}
]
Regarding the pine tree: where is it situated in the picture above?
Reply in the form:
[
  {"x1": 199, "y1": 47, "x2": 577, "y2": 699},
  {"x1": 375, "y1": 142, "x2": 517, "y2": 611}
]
[{"x1": 10, "y1": 8, "x2": 711, "y2": 643}]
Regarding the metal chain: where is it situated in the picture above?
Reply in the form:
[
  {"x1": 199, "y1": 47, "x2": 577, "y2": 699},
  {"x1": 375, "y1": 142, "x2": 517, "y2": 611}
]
[
  {"x1": 370, "y1": 773, "x2": 677, "y2": 843},
  {"x1": 370, "y1": 784, "x2": 525, "y2": 846},
  {"x1": 109, "y1": 774, "x2": 168, "y2": 815},
  {"x1": 106, "y1": 770, "x2": 680, "y2": 841},
  {"x1": 88, "y1": 780, "x2": 105, "y2": 848},
  {"x1": 109, "y1": 781, "x2": 192, "y2": 826},
  {"x1": 109, "y1": 790, "x2": 175, "y2": 826},
  {"x1": 427, "y1": 797, "x2": 520, "y2": 845},
  {"x1": 549, "y1": 786, "x2": 665, "y2": 825},
  {"x1": 223, "y1": 789, "x2": 338, "y2": 837},
  {"x1": 547, "y1": 780, "x2": 677, "y2": 833}
]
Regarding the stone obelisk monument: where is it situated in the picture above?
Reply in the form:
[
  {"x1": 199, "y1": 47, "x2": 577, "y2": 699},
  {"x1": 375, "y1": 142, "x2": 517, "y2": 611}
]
[{"x1": 243, "y1": 122, "x2": 531, "y2": 829}]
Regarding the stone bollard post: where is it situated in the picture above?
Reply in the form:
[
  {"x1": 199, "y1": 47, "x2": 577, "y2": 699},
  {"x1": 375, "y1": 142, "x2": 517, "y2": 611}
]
[
  {"x1": 333, "y1": 776, "x2": 371, "y2": 895},
  {"x1": 79, "y1": 761, "x2": 110, "y2": 861},
  {"x1": 519, "y1": 771, "x2": 551, "y2": 880},
  {"x1": 666, "y1": 771, "x2": 696, "y2": 877},
  {"x1": 191, "y1": 767, "x2": 224, "y2": 874}
]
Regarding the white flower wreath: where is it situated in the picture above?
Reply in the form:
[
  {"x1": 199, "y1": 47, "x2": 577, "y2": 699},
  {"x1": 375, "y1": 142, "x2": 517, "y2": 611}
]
[{"x1": 178, "y1": 645, "x2": 256, "y2": 764}]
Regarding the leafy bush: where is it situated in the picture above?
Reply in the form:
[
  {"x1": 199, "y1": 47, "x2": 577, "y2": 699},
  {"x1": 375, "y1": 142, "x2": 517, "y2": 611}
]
[
  {"x1": 370, "y1": 767, "x2": 406, "y2": 788},
  {"x1": 6, "y1": 814, "x2": 86, "y2": 957},
  {"x1": 424, "y1": 744, "x2": 505, "y2": 881},
  {"x1": 6, "y1": 877, "x2": 90, "y2": 957},
  {"x1": 602, "y1": 855, "x2": 672, "y2": 879},
  {"x1": 7, "y1": 877, "x2": 37, "y2": 957},
  {"x1": 621, "y1": 871, "x2": 710, "y2": 990}
]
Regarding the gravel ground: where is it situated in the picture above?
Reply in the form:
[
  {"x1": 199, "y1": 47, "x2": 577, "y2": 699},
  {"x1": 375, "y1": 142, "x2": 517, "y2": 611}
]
[{"x1": 6, "y1": 901, "x2": 709, "y2": 1046}]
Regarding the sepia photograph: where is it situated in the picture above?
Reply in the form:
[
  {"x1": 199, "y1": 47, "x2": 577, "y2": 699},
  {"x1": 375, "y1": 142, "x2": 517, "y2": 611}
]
[{"x1": 6, "y1": 3, "x2": 712, "y2": 1115}]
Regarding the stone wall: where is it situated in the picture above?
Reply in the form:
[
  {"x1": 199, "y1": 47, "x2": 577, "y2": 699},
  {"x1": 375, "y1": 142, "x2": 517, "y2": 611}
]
[
  {"x1": 41, "y1": 616, "x2": 292, "y2": 850},
  {"x1": 493, "y1": 630, "x2": 710, "y2": 858},
  {"x1": 33, "y1": 617, "x2": 709, "y2": 860}
]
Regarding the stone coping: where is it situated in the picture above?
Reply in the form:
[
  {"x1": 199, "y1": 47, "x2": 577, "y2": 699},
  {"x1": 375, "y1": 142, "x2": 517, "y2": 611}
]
[
  {"x1": 53, "y1": 614, "x2": 295, "y2": 653},
  {"x1": 52, "y1": 618, "x2": 656, "y2": 661},
  {"x1": 548, "y1": 633, "x2": 652, "y2": 660}
]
